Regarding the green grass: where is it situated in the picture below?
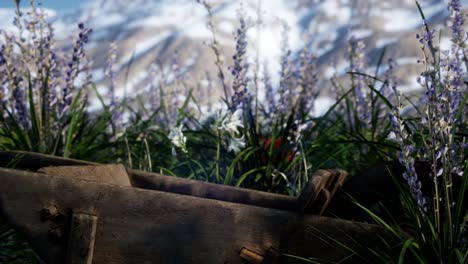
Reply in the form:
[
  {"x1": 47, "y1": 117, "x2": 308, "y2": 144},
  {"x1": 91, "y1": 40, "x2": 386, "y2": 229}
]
[{"x1": 0, "y1": 0, "x2": 467, "y2": 263}]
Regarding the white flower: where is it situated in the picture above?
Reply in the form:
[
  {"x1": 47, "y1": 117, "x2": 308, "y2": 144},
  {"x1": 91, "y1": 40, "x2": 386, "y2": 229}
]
[
  {"x1": 168, "y1": 125, "x2": 187, "y2": 153},
  {"x1": 388, "y1": 131, "x2": 397, "y2": 142},
  {"x1": 200, "y1": 105, "x2": 226, "y2": 129},
  {"x1": 201, "y1": 106, "x2": 244, "y2": 136},
  {"x1": 227, "y1": 135, "x2": 246, "y2": 153},
  {"x1": 199, "y1": 106, "x2": 245, "y2": 153},
  {"x1": 219, "y1": 109, "x2": 243, "y2": 135}
]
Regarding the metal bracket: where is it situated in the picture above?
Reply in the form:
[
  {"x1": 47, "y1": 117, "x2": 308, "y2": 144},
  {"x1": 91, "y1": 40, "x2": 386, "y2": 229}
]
[{"x1": 240, "y1": 247, "x2": 279, "y2": 264}]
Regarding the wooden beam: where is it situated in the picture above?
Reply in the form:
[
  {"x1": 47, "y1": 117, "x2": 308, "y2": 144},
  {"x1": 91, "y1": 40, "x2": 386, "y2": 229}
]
[{"x1": 0, "y1": 151, "x2": 348, "y2": 214}]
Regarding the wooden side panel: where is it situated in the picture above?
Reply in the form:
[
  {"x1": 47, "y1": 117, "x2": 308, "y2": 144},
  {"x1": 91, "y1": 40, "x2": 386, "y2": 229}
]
[
  {"x1": 0, "y1": 151, "x2": 297, "y2": 211},
  {"x1": 130, "y1": 170, "x2": 297, "y2": 211},
  {"x1": 2, "y1": 151, "x2": 345, "y2": 214},
  {"x1": 0, "y1": 168, "x2": 385, "y2": 264}
]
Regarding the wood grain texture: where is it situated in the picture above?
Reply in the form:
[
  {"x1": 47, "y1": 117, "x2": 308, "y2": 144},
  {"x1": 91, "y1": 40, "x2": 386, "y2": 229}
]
[
  {"x1": 66, "y1": 213, "x2": 98, "y2": 264},
  {"x1": 38, "y1": 165, "x2": 132, "y2": 187},
  {"x1": 0, "y1": 151, "x2": 297, "y2": 211},
  {"x1": 0, "y1": 167, "x2": 387, "y2": 264},
  {"x1": 1, "y1": 151, "x2": 345, "y2": 214}
]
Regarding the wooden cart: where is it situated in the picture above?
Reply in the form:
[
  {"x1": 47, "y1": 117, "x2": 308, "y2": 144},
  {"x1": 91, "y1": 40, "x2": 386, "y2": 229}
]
[{"x1": 0, "y1": 151, "x2": 387, "y2": 264}]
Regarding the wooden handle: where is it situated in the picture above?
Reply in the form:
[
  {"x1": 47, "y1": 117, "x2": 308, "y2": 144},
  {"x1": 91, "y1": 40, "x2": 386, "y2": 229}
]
[{"x1": 297, "y1": 169, "x2": 347, "y2": 215}]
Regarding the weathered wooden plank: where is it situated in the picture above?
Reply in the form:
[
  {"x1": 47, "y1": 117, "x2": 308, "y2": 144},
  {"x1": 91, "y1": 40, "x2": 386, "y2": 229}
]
[
  {"x1": 38, "y1": 165, "x2": 132, "y2": 187},
  {"x1": 0, "y1": 151, "x2": 349, "y2": 215},
  {"x1": 0, "y1": 167, "x2": 387, "y2": 264},
  {"x1": 0, "y1": 151, "x2": 347, "y2": 214},
  {"x1": 66, "y1": 213, "x2": 98, "y2": 264},
  {"x1": 130, "y1": 169, "x2": 297, "y2": 211},
  {"x1": 0, "y1": 151, "x2": 297, "y2": 211}
]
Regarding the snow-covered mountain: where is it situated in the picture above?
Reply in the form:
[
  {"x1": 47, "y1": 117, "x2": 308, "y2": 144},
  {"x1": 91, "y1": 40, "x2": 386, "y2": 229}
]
[{"x1": 1, "y1": 0, "x2": 467, "y2": 109}]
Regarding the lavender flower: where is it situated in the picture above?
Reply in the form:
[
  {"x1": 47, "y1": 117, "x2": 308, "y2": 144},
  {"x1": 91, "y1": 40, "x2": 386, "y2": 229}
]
[
  {"x1": 42, "y1": 43, "x2": 59, "y2": 113},
  {"x1": 416, "y1": 29, "x2": 436, "y2": 48},
  {"x1": 146, "y1": 63, "x2": 161, "y2": 114},
  {"x1": 404, "y1": 1, "x2": 467, "y2": 221},
  {"x1": 347, "y1": 37, "x2": 370, "y2": 129},
  {"x1": 262, "y1": 64, "x2": 276, "y2": 116},
  {"x1": 278, "y1": 22, "x2": 292, "y2": 114},
  {"x1": 104, "y1": 42, "x2": 124, "y2": 134},
  {"x1": 12, "y1": 0, "x2": 24, "y2": 42},
  {"x1": 389, "y1": 88, "x2": 427, "y2": 211},
  {"x1": 420, "y1": 0, "x2": 467, "y2": 182},
  {"x1": 169, "y1": 54, "x2": 183, "y2": 126},
  {"x1": 60, "y1": 22, "x2": 92, "y2": 118},
  {"x1": 448, "y1": 0, "x2": 465, "y2": 46},
  {"x1": 80, "y1": 57, "x2": 93, "y2": 108},
  {"x1": 230, "y1": 15, "x2": 249, "y2": 111},
  {"x1": 378, "y1": 58, "x2": 398, "y2": 117},
  {"x1": 0, "y1": 45, "x2": 5, "y2": 66},
  {"x1": 171, "y1": 52, "x2": 183, "y2": 84},
  {"x1": 297, "y1": 47, "x2": 319, "y2": 115},
  {"x1": 0, "y1": 45, "x2": 6, "y2": 108},
  {"x1": 105, "y1": 42, "x2": 118, "y2": 105},
  {"x1": 12, "y1": 85, "x2": 30, "y2": 130},
  {"x1": 382, "y1": 58, "x2": 398, "y2": 93}
]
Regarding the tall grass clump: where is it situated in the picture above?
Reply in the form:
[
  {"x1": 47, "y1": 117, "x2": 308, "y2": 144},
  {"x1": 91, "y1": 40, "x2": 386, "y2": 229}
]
[
  {"x1": 344, "y1": 1, "x2": 468, "y2": 263},
  {"x1": 139, "y1": 0, "x2": 398, "y2": 194},
  {"x1": 285, "y1": 1, "x2": 467, "y2": 262},
  {"x1": 0, "y1": 0, "x2": 112, "y2": 160},
  {"x1": 157, "y1": 0, "x2": 362, "y2": 195}
]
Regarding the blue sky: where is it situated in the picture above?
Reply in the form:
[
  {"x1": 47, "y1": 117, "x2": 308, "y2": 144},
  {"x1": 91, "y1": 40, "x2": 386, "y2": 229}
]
[{"x1": 0, "y1": 0, "x2": 88, "y2": 12}]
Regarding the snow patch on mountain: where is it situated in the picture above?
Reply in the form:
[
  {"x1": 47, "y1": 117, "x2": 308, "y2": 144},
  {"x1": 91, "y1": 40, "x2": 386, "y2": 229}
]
[
  {"x1": 320, "y1": 1, "x2": 352, "y2": 23},
  {"x1": 377, "y1": 1, "x2": 447, "y2": 32},
  {"x1": 375, "y1": 37, "x2": 398, "y2": 48},
  {"x1": 350, "y1": 29, "x2": 373, "y2": 39},
  {"x1": 92, "y1": 13, "x2": 127, "y2": 28},
  {"x1": 0, "y1": 7, "x2": 58, "y2": 32},
  {"x1": 1, "y1": 0, "x2": 466, "y2": 112}
]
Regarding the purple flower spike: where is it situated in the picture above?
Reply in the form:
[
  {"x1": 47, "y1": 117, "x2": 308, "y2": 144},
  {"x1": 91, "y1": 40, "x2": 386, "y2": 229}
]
[
  {"x1": 230, "y1": 15, "x2": 249, "y2": 112},
  {"x1": 278, "y1": 22, "x2": 292, "y2": 115},
  {"x1": 60, "y1": 22, "x2": 92, "y2": 118},
  {"x1": 105, "y1": 42, "x2": 124, "y2": 135},
  {"x1": 389, "y1": 88, "x2": 427, "y2": 211},
  {"x1": 12, "y1": 86, "x2": 30, "y2": 130},
  {"x1": 263, "y1": 64, "x2": 276, "y2": 116},
  {"x1": 448, "y1": 0, "x2": 465, "y2": 46}
]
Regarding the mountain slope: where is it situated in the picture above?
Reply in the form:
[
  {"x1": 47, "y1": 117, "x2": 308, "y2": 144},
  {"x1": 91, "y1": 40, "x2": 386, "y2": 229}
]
[{"x1": 2, "y1": 0, "x2": 466, "y2": 111}]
